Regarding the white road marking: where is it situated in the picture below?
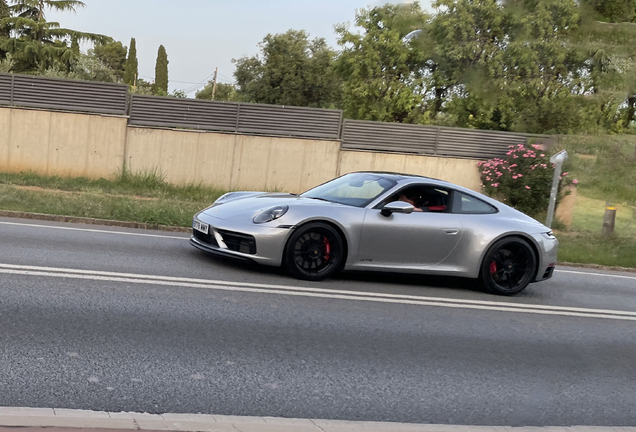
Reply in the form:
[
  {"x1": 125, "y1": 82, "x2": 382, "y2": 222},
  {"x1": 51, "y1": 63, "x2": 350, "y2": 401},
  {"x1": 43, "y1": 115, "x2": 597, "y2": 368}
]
[
  {"x1": 556, "y1": 269, "x2": 636, "y2": 281},
  {"x1": 1, "y1": 264, "x2": 636, "y2": 322},
  {"x1": 0, "y1": 221, "x2": 188, "y2": 239}
]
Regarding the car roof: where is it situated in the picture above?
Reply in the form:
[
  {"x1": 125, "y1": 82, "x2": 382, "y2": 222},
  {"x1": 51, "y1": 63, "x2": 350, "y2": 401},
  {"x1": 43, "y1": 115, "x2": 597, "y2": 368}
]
[{"x1": 348, "y1": 171, "x2": 450, "y2": 185}]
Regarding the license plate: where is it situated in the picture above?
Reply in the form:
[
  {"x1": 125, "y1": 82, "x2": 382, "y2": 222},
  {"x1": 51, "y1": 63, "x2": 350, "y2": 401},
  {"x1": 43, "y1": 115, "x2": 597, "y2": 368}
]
[{"x1": 193, "y1": 220, "x2": 209, "y2": 234}]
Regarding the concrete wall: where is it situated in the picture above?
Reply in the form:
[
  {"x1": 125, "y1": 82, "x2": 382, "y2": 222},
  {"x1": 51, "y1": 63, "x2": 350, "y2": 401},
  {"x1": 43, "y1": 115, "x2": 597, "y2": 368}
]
[
  {"x1": 338, "y1": 150, "x2": 481, "y2": 191},
  {"x1": 0, "y1": 106, "x2": 482, "y2": 193},
  {"x1": 0, "y1": 107, "x2": 126, "y2": 178},
  {"x1": 124, "y1": 127, "x2": 342, "y2": 192}
]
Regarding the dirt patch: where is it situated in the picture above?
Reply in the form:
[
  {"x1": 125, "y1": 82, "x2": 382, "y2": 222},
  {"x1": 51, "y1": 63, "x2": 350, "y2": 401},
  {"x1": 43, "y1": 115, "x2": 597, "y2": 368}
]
[{"x1": 1, "y1": 184, "x2": 159, "y2": 201}]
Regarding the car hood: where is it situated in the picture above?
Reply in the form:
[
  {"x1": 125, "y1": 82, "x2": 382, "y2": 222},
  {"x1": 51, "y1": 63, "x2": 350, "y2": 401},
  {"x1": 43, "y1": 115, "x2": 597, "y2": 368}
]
[{"x1": 200, "y1": 193, "x2": 333, "y2": 221}]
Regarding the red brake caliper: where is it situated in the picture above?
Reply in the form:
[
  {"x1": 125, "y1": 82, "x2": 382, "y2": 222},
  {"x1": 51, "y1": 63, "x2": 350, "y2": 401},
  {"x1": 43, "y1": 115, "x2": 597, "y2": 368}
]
[
  {"x1": 323, "y1": 237, "x2": 331, "y2": 261},
  {"x1": 490, "y1": 261, "x2": 497, "y2": 275}
]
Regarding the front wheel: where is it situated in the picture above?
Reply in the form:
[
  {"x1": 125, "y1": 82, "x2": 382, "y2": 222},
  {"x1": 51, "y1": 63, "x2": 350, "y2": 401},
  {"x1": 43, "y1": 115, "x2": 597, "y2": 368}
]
[
  {"x1": 480, "y1": 236, "x2": 537, "y2": 296},
  {"x1": 284, "y1": 222, "x2": 344, "y2": 281}
]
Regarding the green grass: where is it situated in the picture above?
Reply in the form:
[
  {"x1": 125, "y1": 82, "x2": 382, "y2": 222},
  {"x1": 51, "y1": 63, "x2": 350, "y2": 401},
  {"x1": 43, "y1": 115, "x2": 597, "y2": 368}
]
[
  {"x1": 557, "y1": 232, "x2": 636, "y2": 268},
  {"x1": 555, "y1": 135, "x2": 636, "y2": 205},
  {"x1": 570, "y1": 195, "x2": 636, "y2": 238},
  {"x1": 0, "y1": 169, "x2": 228, "y2": 202},
  {"x1": 0, "y1": 170, "x2": 229, "y2": 227}
]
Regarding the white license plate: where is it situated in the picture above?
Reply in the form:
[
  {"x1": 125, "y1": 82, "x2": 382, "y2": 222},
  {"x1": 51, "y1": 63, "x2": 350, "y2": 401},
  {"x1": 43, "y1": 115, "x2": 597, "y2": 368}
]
[{"x1": 193, "y1": 220, "x2": 209, "y2": 234}]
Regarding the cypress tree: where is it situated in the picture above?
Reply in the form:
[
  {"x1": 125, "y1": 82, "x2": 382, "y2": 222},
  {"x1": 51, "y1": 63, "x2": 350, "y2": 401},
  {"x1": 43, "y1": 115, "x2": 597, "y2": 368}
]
[
  {"x1": 154, "y1": 45, "x2": 169, "y2": 95},
  {"x1": 124, "y1": 37, "x2": 138, "y2": 86},
  {"x1": 70, "y1": 36, "x2": 80, "y2": 56}
]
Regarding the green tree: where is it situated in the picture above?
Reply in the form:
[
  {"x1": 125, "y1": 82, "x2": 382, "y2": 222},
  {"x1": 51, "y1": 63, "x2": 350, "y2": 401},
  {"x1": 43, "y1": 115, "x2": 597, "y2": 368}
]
[
  {"x1": 0, "y1": 0, "x2": 109, "y2": 73},
  {"x1": 424, "y1": 0, "x2": 514, "y2": 128},
  {"x1": 233, "y1": 29, "x2": 341, "y2": 108},
  {"x1": 335, "y1": 3, "x2": 429, "y2": 122},
  {"x1": 584, "y1": 0, "x2": 636, "y2": 22},
  {"x1": 153, "y1": 44, "x2": 168, "y2": 95},
  {"x1": 196, "y1": 81, "x2": 237, "y2": 101},
  {"x1": 123, "y1": 37, "x2": 138, "y2": 86},
  {"x1": 40, "y1": 52, "x2": 118, "y2": 82},
  {"x1": 93, "y1": 40, "x2": 126, "y2": 80}
]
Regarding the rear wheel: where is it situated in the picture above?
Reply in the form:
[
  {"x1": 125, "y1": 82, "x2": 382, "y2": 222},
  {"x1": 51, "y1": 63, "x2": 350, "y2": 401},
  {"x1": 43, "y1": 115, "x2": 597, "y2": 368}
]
[
  {"x1": 284, "y1": 222, "x2": 344, "y2": 281},
  {"x1": 480, "y1": 236, "x2": 537, "y2": 296}
]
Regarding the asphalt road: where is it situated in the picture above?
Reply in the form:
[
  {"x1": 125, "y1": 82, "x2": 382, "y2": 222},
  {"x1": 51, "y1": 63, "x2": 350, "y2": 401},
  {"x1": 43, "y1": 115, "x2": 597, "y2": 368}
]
[{"x1": 1, "y1": 216, "x2": 636, "y2": 427}]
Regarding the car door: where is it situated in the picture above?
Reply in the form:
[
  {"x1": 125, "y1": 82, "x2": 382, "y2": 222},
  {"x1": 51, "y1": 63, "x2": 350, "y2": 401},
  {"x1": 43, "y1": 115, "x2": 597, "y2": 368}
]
[{"x1": 356, "y1": 185, "x2": 463, "y2": 269}]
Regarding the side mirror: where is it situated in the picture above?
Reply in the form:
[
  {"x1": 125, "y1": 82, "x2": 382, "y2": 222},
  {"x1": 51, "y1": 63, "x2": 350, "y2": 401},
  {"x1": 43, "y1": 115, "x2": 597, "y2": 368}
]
[{"x1": 381, "y1": 201, "x2": 415, "y2": 217}]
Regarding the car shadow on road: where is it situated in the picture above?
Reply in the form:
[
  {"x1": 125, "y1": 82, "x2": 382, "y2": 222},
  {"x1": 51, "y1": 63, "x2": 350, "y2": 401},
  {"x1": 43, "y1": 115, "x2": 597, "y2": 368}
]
[{"x1": 189, "y1": 248, "x2": 487, "y2": 296}]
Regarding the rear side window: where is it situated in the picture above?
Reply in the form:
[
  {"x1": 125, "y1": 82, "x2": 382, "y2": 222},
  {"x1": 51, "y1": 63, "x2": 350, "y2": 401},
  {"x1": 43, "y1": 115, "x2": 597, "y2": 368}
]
[{"x1": 452, "y1": 192, "x2": 497, "y2": 214}]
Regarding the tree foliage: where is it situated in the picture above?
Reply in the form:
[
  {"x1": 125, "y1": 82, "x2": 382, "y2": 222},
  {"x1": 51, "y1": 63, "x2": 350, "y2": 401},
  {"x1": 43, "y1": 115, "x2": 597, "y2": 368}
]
[
  {"x1": 93, "y1": 40, "x2": 126, "y2": 80},
  {"x1": 233, "y1": 29, "x2": 341, "y2": 108},
  {"x1": 196, "y1": 81, "x2": 237, "y2": 101},
  {"x1": 0, "y1": 0, "x2": 109, "y2": 73},
  {"x1": 123, "y1": 37, "x2": 138, "y2": 86},
  {"x1": 335, "y1": 3, "x2": 429, "y2": 122},
  {"x1": 154, "y1": 44, "x2": 168, "y2": 95}
]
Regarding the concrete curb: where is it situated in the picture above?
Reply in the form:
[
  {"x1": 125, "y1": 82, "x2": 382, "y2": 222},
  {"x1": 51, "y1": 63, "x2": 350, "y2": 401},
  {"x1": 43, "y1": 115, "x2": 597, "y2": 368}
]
[
  {"x1": 0, "y1": 211, "x2": 191, "y2": 233},
  {"x1": 0, "y1": 408, "x2": 634, "y2": 432}
]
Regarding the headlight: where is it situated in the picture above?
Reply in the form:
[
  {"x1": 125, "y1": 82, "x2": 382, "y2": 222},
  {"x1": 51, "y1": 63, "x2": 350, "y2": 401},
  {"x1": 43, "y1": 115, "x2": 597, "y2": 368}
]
[
  {"x1": 253, "y1": 205, "x2": 289, "y2": 224},
  {"x1": 542, "y1": 231, "x2": 556, "y2": 239}
]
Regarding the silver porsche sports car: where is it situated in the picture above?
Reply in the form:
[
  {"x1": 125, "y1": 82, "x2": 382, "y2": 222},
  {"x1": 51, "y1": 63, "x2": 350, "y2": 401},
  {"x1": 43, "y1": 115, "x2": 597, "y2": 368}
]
[{"x1": 191, "y1": 172, "x2": 558, "y2": 295}]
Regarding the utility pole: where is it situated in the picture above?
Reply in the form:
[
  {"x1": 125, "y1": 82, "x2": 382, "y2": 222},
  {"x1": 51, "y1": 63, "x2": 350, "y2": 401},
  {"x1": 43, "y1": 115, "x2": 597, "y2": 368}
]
[{"x1": 211, "y1": 67, "x2": 218, "y2": 100}]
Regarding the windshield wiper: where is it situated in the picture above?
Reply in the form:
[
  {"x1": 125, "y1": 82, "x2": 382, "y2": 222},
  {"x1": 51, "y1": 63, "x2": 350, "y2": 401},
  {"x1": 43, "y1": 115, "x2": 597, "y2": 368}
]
[{"x1": 304, "y1": 196, "x2": 332, "y2": 203}]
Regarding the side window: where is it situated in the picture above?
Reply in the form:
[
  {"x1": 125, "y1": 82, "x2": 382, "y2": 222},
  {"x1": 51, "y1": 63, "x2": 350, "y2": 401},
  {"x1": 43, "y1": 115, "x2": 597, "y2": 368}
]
[
  {"x1": 452, "y1": 192, "x2": 497, "y2": 214},
  {"x1": 380, "y1": 185, "x2": 451, "y2": 213}
]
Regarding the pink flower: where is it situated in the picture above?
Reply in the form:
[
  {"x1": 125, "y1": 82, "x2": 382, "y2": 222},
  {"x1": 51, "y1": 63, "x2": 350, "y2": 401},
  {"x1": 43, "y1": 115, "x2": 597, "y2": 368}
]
[
  {"x1": 540, "y1": 154, "x2": 545, "y2": 157},
  {"x1": 491, "y1": 183, "x2": 499, "y2": 188},
  {"x1": 513, "y1": 155, "x2": 518, "y2": 159},
  {"x1": 572, "y1": 179, "x2": 579, "y2": 185},
  {"x1": 525, "y1": 186, "x2": 531, "y2": 189},
  {"x1": 517, "y1": 174, "x2": 523, "y2": 178},
  {"x1": 563, "y1": 172, "x2": 568, "y2": 176}
]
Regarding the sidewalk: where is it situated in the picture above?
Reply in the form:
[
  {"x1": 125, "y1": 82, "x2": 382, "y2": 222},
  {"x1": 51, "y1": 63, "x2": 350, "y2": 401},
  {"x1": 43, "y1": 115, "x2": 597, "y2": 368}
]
[{"x1": 0, "y1": 407, "x2": 635, "y2": 432}]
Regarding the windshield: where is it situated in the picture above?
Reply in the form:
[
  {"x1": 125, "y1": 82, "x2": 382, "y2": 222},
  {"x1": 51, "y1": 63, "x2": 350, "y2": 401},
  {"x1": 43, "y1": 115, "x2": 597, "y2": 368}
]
[{"x1": 301, "y1": 173, "x2": 397, "y2": 207}]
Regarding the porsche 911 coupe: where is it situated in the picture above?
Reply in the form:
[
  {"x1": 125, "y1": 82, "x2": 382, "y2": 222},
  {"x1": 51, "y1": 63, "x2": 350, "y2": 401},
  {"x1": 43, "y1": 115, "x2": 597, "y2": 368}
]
[{"x1": 190, "y1": 172, "x2": 558, "y2": 295}]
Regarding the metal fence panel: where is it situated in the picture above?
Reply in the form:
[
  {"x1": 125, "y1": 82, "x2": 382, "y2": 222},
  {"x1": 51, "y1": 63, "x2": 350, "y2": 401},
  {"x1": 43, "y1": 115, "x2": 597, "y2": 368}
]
[
  {"x1": 0, "y1": 74, "x2": 11, "y2": 105},
  {"x1": 436, "y1": 128, "x2": 538, "y2": 159},
  {"x1": 8, "y1": 74, "x2": 127, "y2": 115},
  {"x1": 341, "y1": 119, "x2": 438, "y2": 154},
  {"x1": 342, "y1": 119, "x2": 549, "y2": 159},
  {"x1": 237, "y1": 103, "x2": 342, "y2": 140},
  {"x1": 129, "y1": 95, "x2": 239, "y2": 131}
]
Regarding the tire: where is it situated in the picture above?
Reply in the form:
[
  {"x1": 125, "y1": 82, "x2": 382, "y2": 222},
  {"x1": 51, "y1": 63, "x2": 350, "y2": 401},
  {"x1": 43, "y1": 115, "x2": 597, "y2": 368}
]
[
  {"x1": 480, "y1": 236, "x2": 537, "y2": 296},
  {"x1": 284, "y1": 222, "x2": 345, "y2": 281}
]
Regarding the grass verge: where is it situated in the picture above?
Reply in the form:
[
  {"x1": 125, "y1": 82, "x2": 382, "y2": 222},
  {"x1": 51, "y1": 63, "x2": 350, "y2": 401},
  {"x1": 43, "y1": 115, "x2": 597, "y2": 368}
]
[
  {"x1": 0, "y1": 170, "x2": 228, "y2": 227},
  {"x1": 557, "y1": 232, "x2": 636, "y2": 269}
]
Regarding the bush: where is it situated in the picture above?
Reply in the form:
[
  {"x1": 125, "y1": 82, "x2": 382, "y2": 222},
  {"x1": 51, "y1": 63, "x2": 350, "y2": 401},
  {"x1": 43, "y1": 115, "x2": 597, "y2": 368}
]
[{"x1": 478, "y1": 144, "x2": 577, "y2": 217}]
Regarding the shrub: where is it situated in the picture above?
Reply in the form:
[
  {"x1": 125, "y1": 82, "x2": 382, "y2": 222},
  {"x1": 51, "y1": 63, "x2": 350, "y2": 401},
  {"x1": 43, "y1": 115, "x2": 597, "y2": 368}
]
[{"x1": 478, "y1": 144, "x2": 577, "y2": 217}]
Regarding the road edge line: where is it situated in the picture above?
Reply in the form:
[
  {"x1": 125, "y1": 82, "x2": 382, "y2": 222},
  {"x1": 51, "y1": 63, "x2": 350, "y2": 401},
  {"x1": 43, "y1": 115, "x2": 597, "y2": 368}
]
[{"x1": 0, "y1": 407, "x2": 633, "y2": 432}]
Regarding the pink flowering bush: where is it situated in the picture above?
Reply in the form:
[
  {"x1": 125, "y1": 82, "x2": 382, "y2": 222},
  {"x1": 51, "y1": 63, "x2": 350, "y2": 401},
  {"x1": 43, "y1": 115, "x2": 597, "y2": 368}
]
[{"x1": 478, "y1": 144, "x2": 577, "y2": 217}]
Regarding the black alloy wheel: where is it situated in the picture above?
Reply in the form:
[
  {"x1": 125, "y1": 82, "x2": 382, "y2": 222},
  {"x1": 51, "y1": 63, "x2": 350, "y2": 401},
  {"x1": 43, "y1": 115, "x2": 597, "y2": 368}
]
[
  {"x1": 284, "y1": 222, "x2": 344, "y2": 281},
  {"x1": 480, "y1": 236, "x2": 537, "y2": 296}
]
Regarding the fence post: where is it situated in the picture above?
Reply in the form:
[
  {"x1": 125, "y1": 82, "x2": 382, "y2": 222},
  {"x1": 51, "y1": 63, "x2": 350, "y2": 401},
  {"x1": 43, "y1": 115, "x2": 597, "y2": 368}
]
[
  {"x1": 602, "y1": 203, "x2": 616, "y2": 238},
  {"x1": 434, "y1": 127, "x2": 440, "y2": 155}
]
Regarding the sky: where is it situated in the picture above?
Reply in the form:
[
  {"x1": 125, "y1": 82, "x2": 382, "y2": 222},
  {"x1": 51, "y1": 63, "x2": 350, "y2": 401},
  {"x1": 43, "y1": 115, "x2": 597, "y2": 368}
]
[{"x1": 47, "y1": 0, "x2": 433, "y2": 96}]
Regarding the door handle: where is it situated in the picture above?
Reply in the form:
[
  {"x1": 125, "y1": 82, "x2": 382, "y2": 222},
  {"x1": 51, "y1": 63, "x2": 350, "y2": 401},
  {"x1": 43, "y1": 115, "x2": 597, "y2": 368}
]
[{"x1": 444, "y1": 229, "x2": 459, "y2": 235}]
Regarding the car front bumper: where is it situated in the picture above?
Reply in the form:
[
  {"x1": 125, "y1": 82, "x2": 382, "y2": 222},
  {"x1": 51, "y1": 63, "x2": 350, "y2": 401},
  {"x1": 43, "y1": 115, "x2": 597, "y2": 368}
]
[
  {"x1": 533, "y1": 234, "x2": 559, "y2": 282},
  {"x1": 190, "y1": 212, "x2": 293, "y2": 267}
]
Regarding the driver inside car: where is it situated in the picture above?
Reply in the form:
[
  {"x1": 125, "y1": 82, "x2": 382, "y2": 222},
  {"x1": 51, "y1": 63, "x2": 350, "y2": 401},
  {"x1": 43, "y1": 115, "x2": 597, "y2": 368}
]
[{"x1": 395, "y1": 191, "x2": 425, "y2": 212}]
